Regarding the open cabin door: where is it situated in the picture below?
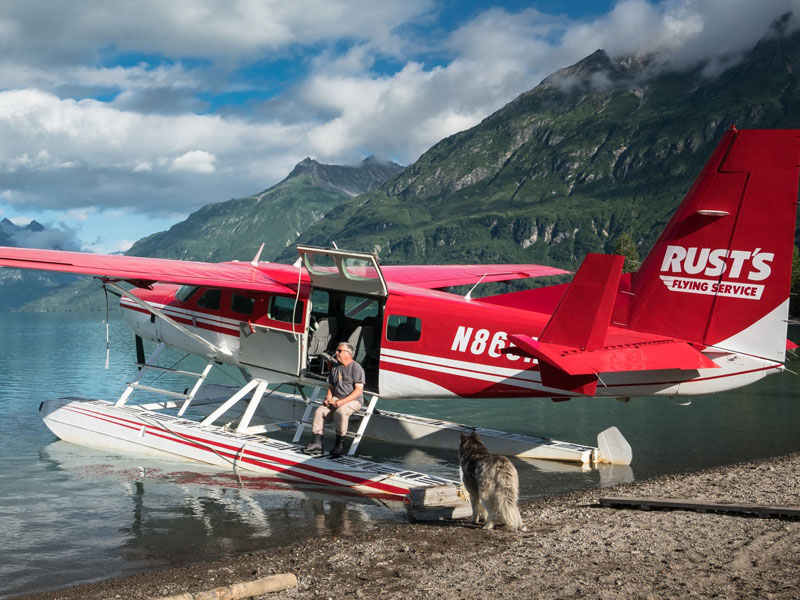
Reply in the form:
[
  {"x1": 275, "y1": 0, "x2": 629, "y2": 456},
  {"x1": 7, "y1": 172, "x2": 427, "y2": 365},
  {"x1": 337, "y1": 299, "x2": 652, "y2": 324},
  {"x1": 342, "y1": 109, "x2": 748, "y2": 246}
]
[
  {"x1": 298, "y1": 246, "x2": 388, "y2": 391},
  {"x1": 297, "y1": 246, "x2": 388, "y2": 298},
  {"x1": 238, "y1": 294, "x2": 307, "y2": 378}
]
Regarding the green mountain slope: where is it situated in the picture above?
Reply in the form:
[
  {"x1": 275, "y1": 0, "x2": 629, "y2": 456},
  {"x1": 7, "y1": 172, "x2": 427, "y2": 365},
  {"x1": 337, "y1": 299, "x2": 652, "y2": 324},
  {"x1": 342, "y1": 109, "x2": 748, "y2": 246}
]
[
  {"x1": 127, "y1": 157, "x2": 404, "y2": 262},
  {"x1": 283, "y1": 26, "x2": 800, "y2": 268}
]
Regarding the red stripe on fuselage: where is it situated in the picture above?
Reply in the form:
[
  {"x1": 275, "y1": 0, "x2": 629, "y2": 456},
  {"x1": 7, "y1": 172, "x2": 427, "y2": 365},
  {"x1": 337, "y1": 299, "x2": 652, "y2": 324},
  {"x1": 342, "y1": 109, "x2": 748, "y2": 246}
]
[{"x1": 120, "y1": 303, "x2": 241, "y2": 336}]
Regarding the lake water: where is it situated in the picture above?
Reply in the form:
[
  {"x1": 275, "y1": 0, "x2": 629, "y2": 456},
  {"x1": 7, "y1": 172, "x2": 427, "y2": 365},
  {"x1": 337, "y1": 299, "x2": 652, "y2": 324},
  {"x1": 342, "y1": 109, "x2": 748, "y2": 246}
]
[{"x1": 2, "y1": 312, "x2": 799, "y2": 598}]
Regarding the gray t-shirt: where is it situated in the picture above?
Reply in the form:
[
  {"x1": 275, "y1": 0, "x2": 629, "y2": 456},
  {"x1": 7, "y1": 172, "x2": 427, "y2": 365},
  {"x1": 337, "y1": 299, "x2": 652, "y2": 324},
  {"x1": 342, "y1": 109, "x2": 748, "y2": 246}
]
[{"x1": 328, "y1": 360, "x2": 365, "y2": 403}]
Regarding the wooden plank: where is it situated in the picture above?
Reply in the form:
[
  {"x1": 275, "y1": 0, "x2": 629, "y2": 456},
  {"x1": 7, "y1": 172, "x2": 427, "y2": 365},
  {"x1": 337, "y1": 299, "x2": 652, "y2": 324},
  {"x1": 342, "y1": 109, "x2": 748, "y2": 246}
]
[
  {"x1": 407, "y1": 485, "x2": 467, "y2": 507},
  {"x1": 405, "y1": 485, "x2": 472, "y2": 522},
  {"x1": 599, "y1": 496, "x2": 800, "y2": 518}
]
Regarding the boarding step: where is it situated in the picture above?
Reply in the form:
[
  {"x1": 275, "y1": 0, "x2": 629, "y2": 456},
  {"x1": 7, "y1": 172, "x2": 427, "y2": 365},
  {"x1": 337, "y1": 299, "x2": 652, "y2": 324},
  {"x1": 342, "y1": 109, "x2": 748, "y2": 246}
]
[
  {"x1": 292, "y1": 392, "x2": 379, "y2": 456},
  {"x1": 135, "y1": 364, "x2": 208, "y2": 378},
  {"x1": 126, "y1": 383, "x2": 190, "y2": 399}
]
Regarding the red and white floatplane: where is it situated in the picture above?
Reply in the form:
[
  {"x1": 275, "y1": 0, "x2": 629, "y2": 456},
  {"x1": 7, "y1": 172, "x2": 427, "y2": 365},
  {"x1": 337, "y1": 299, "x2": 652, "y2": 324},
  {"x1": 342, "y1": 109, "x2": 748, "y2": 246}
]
[{"x1": 4, "y1": 127, "x2": 799, "y2": 512}]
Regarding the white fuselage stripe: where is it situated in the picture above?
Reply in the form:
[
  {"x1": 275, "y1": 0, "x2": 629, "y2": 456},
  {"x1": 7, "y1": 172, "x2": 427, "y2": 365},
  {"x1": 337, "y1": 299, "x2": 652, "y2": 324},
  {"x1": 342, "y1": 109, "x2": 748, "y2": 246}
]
[{"x1": 380, "y1": 347, "x2": 542, "y2": 382}]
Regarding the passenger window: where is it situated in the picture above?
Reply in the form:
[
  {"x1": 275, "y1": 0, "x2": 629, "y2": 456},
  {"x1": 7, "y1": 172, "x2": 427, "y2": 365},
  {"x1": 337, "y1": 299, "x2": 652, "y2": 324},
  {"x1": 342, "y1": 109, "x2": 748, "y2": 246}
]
[
  {"x1": 269, "y1": 296, "x2": 303, "y2": 324},
  {"x1": 231, "y1": 293, "x2": 254, "y2": 315},
  {"x1": 197, "y1": 289, "x2": 221, "y2": 310},
  {"x1": 386, "y1": 315, "x2": 421, "y2": 342}
]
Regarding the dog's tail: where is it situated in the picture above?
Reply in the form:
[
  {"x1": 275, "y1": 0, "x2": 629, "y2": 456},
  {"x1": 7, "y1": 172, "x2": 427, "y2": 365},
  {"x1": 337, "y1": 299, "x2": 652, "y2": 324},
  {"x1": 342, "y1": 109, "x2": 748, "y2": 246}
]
[{"x1": 497, "y1": 461, "x2": 523, "y2": 531}]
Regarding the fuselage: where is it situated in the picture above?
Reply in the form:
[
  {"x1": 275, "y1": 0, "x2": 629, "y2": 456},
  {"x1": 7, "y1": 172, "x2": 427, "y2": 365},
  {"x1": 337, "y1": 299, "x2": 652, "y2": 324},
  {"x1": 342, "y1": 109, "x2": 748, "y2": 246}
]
[{"x1": 120, "y1": 281, "x2": 784, "y2": 401}]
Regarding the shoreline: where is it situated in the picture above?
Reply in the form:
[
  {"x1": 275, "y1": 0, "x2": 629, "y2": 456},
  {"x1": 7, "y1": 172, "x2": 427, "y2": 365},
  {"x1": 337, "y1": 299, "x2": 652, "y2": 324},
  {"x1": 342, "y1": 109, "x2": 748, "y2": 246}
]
[{"x1": 21, "y1": 453, "x2": 800, "y2": 599}]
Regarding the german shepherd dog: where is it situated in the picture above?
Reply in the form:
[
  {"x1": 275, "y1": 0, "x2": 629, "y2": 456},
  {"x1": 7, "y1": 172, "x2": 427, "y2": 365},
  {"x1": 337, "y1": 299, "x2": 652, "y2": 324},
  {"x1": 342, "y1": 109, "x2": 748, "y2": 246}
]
[{"x1": 459, "y1": 430, "x2": 523, "y2": 531}]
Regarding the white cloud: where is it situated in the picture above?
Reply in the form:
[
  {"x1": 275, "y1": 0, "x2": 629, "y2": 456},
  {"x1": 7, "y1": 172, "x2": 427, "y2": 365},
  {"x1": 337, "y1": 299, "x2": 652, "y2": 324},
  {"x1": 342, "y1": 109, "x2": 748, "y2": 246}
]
[
  {"x1": 0, "y1": 1, "x2": 435, "y2": 63},
  {"x1": 62, "y1": 207, "x2": 94, "y2": 222},
  {"x1": 171, "y1": 150, "x2": 217, "y2": 174},
  {"x1": 0, "y1": 88, "x2": 308, "y2": 214},
  {"x1": 0, "y1": 0, "x2": 799, "y2": 251}
]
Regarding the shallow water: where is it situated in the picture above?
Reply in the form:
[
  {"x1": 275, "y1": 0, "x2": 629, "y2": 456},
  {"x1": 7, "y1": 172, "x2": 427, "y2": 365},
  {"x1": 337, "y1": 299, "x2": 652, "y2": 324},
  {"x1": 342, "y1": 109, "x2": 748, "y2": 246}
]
[{"x1": 1, "y1": 312, "x2": 799, "y2": 597}]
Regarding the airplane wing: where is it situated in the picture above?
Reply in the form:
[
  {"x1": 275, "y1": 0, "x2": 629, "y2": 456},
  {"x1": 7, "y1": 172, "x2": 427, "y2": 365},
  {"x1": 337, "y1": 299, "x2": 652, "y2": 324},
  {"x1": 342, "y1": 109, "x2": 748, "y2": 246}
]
[
  {"x1": 0, "y1": 246, "x2": 297, "y2": 294},
  {"x1": 380, "y1": 264, "x2": 569, "y2": 289},
  {"x1": 0, "y1": 246, "x2": 567, "y2": 293}
]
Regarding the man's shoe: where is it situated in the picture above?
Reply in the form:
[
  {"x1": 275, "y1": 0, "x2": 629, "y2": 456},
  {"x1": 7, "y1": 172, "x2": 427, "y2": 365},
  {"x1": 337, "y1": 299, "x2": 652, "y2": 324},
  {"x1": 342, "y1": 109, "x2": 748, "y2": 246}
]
[
  {"x1": 329, "y1": 435, "x2": 346, "y2": 458},
  {"x1": 303, "y1": 434, "x2": 323, "y2": 455}
]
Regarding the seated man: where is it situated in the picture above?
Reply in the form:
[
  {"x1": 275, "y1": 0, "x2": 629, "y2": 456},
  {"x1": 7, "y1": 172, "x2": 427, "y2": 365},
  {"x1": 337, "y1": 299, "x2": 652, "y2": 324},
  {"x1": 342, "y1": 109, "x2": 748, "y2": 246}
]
[{"x1": 303, "y1": 342, "x2": 365, "y2": 458}]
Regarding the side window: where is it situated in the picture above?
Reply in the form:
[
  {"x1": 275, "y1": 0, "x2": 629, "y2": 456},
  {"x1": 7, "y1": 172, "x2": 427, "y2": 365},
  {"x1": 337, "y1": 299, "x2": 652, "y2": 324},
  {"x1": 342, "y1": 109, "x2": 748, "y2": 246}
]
[
  {"x1": 311, "y1": 289, "x2": 330, "y2": 316},
  {"x1": 386, "y1": 315, "x2": 421, "y2": 342},
  {"x1": 197, "y1": 289, "x2": 221, "y2": 310},
  {"x1": 269, "y1": 296, "x2": 303, "y2": 324},
  {"x1": 175, "y1": 285, "x2": 199, "y2": 303},
  {"x1": 231, "y1": 293, "x2": 254, "y2": 315}
]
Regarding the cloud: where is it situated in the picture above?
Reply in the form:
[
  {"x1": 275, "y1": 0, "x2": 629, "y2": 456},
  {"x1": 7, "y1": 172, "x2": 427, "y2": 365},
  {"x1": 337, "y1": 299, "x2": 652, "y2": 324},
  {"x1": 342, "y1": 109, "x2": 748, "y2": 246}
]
[
  {"x1": 0, "y1": 218, "x2": 82, "y2": 251},
  {"x1": 560, "y1": 0, "x2": 800, "y2": 71},
  {"x1": 171, "y1": 150, "x2": 217, "y2": 174},
  {"x1": 0, "y1": 1, "x2": 435, "y2": 66},
  {"x1": 0, "y1": 88, "x2": 306, "y2": 214},
  {"x1": 1, "y1": 0, "x2": 799, "y2": 251}
]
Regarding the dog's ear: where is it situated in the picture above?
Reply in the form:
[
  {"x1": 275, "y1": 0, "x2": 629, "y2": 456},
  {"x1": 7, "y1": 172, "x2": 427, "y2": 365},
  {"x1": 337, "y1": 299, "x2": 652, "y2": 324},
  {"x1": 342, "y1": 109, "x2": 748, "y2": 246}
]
[{"x1": 459, "y1": 433, "x2": 466, "y2": 441}]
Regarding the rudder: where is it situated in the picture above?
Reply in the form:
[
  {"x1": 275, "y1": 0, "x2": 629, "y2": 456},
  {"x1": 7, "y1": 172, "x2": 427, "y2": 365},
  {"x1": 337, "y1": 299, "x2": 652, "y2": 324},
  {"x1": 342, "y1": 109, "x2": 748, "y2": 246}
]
[{"x1": 625, "y1": 128, "x2": 800, "y2": 363}]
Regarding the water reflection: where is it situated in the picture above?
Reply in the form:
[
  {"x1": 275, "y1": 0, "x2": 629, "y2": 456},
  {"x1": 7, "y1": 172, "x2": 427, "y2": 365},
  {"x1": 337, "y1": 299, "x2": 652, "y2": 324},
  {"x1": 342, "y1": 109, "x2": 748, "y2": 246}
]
[
  {"x1": 8, "y1": 441, "x2": 401, "y2": 597},
  {"x1": 2, "y1": 313, "x2": 799, "y2": 598}
]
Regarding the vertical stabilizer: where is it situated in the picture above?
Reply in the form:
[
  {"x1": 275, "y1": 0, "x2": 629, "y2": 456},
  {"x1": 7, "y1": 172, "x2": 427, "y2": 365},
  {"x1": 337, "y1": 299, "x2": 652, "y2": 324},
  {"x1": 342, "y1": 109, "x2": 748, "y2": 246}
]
[
  {"x1": 626, "y1": 128, "x2": 800, "y2": 362},
  {"x1": 510, "y1": 253, "x2": 624, "y2": 395}
]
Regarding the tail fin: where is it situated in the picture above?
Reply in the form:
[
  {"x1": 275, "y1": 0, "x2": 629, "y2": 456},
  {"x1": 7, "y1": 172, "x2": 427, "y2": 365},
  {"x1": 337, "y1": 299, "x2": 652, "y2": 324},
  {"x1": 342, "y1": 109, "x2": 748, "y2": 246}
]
[
  {"x1": 624, "y1": 128, "x2": 800, "y2": 363},
  {"x1": 508, "y1": 254, "x2": 623, "y2": 395}
]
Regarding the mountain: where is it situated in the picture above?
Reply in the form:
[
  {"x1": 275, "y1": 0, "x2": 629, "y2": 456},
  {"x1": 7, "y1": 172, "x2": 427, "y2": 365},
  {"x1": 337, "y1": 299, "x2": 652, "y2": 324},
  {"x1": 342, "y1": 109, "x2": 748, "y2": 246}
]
[
  {"x1": 281, "y1": 22, "x2": 800, "y2": 268},
  {"x1": 126, "y1": 156, "x2": 404, "y2": 262},
  {"x1": 15, "y1": 156, "x2": 404, "y2": 311},
  {"x1": 0, "y1": 219, "x2": 78, "y2": 310},
  {"x1": 14, "y1": 20, "x2": 800, "y2": 311}
]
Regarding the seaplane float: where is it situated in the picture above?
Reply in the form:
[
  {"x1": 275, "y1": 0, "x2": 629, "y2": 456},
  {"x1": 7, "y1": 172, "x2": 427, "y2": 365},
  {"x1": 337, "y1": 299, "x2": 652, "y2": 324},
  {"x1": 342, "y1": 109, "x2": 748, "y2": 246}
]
[{"x1": 0, "y1": 127, "x2": 797, "y2": 515}]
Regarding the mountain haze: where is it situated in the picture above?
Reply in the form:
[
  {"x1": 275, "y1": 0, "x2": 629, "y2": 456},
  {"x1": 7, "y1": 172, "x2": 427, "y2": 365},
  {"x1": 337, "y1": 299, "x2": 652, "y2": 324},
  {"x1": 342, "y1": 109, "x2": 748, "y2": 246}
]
[
  {"x1": 0, "y1": 219, "x2": 78, "y2": 310},
  {"x1": 282, "y1": 22, "x2": 800, "y2": 268}
]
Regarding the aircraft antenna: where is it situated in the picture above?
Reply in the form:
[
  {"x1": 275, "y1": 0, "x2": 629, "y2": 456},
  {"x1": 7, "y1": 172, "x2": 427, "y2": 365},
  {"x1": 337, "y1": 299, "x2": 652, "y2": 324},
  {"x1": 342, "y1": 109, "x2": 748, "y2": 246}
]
[
  {"x1": 464, "y1": 273, "x2": 488, "y2": 301},
  {"x1": 250, "y1": 242, "x2": 265, "y2": 266}
]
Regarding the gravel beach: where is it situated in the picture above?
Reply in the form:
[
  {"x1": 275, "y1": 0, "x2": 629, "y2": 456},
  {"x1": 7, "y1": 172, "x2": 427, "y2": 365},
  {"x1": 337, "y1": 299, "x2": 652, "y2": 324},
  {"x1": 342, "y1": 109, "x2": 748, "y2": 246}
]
[{"x1": 21, "y1": 452, "x2": 800, "y2": 600}]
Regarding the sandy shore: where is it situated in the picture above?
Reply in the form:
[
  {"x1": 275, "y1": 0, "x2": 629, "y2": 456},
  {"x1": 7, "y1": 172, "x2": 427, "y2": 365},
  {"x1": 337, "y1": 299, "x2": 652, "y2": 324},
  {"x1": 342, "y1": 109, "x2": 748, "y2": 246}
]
[{"x1": 22, "y1": 453, "x2": 800, "y2": 600}]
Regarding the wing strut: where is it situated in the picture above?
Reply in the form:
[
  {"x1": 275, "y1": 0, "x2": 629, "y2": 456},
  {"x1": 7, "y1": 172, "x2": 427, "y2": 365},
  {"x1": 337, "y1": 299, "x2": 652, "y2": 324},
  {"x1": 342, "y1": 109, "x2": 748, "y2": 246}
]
[{"x1": 102, "y1": 280, "x2": 232, "y2": 358}]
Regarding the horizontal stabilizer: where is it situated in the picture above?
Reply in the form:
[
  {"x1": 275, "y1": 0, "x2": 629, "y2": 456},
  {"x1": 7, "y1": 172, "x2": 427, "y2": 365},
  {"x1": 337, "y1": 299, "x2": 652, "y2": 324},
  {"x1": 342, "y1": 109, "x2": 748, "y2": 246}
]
[{"x1": 508, "y1": 334, "x2": 718, "y2": 375}]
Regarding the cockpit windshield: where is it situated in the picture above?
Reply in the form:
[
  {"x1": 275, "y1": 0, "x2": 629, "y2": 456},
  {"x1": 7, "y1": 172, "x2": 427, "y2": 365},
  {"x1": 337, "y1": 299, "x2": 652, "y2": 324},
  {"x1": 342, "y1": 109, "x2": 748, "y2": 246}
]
[{"x1": 175, "y1": 285, "x2": 199, "y2": 303}]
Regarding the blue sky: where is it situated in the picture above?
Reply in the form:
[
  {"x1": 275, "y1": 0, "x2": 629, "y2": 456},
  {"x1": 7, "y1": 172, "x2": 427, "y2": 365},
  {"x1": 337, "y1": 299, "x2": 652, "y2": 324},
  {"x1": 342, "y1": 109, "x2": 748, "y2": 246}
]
[{"x1": 0, "y1": 0, "x2": 797, "y2": 254}]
